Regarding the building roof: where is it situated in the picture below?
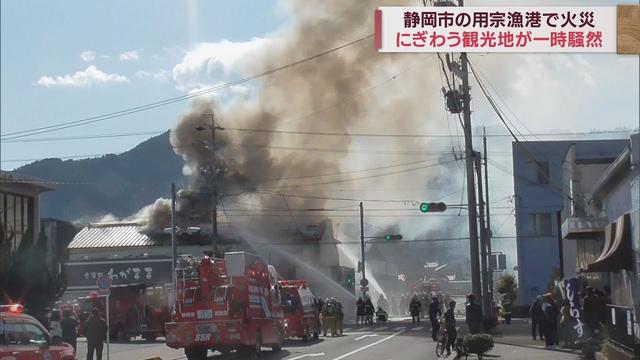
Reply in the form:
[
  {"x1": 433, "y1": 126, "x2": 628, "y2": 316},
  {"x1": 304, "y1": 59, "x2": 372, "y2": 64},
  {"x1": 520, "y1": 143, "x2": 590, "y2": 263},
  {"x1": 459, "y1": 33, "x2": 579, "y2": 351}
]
[
  {"x1": 0, "y1": 170, "x2": 55, "y2": 192},
  {"x1": 68, "y1": 222, "x2": 160, "y2": 249}
]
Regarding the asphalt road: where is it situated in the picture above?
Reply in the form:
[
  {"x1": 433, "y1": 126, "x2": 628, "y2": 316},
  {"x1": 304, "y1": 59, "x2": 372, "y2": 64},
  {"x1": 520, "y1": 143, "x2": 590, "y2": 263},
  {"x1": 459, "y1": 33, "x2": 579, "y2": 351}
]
[{"x1": 76, "y1": 319, "x2": 582, "y2": 360}]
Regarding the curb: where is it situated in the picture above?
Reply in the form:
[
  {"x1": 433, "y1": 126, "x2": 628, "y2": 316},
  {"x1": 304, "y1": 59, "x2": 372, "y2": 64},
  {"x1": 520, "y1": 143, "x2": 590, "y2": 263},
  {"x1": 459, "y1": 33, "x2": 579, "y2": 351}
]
[{"x1": 494, "y1": 340, "x2": 582, "y2": 355}]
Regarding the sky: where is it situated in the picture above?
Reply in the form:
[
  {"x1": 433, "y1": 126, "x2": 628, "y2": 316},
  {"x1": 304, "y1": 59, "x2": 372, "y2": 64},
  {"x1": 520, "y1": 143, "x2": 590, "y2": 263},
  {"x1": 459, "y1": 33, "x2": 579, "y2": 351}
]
[{"x1": 0, "y1": 0, "x2": 283, "y2": 168}]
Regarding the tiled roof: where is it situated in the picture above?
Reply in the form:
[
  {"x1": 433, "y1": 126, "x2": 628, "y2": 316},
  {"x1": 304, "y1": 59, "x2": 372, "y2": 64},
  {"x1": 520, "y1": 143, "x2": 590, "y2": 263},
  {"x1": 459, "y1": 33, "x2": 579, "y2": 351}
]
[{"x1": 68, "y1": 222, "x2": 160, "y2": 249}]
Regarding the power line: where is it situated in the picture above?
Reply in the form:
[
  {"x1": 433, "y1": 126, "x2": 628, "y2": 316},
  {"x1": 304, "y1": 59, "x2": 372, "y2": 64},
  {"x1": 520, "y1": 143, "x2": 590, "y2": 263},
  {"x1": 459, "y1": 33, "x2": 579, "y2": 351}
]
[
  {"x1": 1, "y1": 34, "x2": 374, "y2": 140},
  {"x1": 4, "y1": 128, "x2": 636, "y2": 144}
]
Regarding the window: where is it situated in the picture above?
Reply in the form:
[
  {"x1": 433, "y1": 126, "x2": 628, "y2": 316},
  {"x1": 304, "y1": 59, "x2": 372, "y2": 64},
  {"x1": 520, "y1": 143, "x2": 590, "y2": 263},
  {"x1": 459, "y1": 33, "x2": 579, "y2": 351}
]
[
  {"x1": 23, "y1": 322, "x2": 48, "y2": 346},
  {"x1": 213, "y1": 286, "x2": 228, "y2": 304},
  {"x1": 0, "y1": 319, "x2": 25, "y2": 345},
  {"x1": 526, "y1": 161, "x2": 550, "y2": 184},
  {"x1": 527, "y1": 213, "x2": 552, "y2": 236}
]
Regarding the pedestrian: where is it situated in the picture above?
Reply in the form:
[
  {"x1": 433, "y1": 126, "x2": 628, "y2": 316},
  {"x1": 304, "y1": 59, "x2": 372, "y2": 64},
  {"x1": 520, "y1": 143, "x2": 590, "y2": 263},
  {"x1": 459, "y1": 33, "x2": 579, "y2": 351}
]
[
  {"x1": 376, "y1": 306, "x2": 388, "y2": 323},
  {"x1": 409, "y1": 294, "x2": 421, "y2": 324},
  {"x1": 444, "y1": 300, "x2": 457, "y2": 357},
  {"x1": 582, "y1": 287, "x2": 599, "y2": 331},
  {"x1": 322, "y1": 298, "x2": 334, "y2": 336},
  {"x1": 541, "y1": 293, "x2": 559, "y2": 350},
  {"x1": 529, "y1": 295, "x2": 544, "y2": 340},
  {"x1": 60, "y1": 309, "x2": 78, "y2": 351},
  {"x1": 428, "y1": 296, "x2": 443, "y2": 341},
  {"x1": 501, "y1": 293, "x2": 512, "y2": 325},
  {"x1": 356, "y1": 297, "x2": 365, "y2": 325},
  {"x1": 49, "y1": 311, "x2": 62, "y2": 338},
  {"x1": 84, "y1": 308, "x2": 108, "y2": 360},
  {"x1": 465, "y1": 294, "x2": 483, "y2": 334}
]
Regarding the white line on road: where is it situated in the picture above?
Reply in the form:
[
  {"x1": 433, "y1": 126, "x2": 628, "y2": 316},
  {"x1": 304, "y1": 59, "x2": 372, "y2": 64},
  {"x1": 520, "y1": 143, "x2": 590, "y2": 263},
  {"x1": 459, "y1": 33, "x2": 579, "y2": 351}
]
[
  {"x1": 359, "y1": 327, "x2": 371, "y2": 331},
  {"x1": 392, "y1": 326, "x2": 405, "y2": 331},
  {"x1": 290, "y1": 352, "x2": 326, "y2": 360},
  {"x1": 411, "y1": 326, "x2": 424, "y2": 331},
  {"x1": 354, "y1": 334, "x2": 379, "y2": 341},
  {"x1": 332, "y1": 330, "x2": 406, "y2": 360}
]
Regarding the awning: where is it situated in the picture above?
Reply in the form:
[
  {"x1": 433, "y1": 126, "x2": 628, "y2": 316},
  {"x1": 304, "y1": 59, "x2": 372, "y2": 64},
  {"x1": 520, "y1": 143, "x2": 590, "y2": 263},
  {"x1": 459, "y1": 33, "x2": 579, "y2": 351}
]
[{"x1": 585, "y1": 213, "x2": 633, "y2": 272}]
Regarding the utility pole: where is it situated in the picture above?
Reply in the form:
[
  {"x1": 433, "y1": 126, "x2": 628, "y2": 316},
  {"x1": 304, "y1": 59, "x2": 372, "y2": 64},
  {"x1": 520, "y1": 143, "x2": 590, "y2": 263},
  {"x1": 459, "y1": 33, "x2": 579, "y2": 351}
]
[
  {"x1": 458, "y1": 46, "x2": 481, "y2": 298},
  {"x1": 483, "y1": 127, "x2": 493, "y2": 297},
  {"x1": 170, "y1": 182, "x2": 177, "y2": 308},
  {"x1": 360, "y1": 202, "x2": 366, "y2": 295},
  {"x1": 208, "y1": 114, "x2": 218, "y2": 241},
  {"x1": 474, "y1": 152, "x2": 491, "y2": 317}
]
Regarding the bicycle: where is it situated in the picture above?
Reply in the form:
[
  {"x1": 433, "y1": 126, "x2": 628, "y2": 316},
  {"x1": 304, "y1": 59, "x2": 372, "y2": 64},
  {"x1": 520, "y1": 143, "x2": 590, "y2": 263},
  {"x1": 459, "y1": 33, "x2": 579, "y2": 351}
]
[{"x1": 435, "y1": 328, "x2": 448, "y2": 357}]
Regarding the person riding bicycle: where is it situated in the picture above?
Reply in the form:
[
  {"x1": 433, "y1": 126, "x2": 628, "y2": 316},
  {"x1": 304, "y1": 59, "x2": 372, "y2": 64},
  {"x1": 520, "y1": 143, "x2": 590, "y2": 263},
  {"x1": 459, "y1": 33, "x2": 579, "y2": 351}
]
[{"x1": 444, "y1": 300, "x2": 457, "y2": 357}]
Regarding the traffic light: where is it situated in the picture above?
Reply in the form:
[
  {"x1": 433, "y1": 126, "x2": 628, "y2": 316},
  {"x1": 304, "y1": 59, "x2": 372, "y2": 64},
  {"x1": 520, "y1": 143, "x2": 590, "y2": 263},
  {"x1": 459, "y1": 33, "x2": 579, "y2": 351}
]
[
  {"x1": 419, "y1": 202, "x2": 447, "y2": 213},
  {"x1": 346, "y1": 273, "x2": 354, "y2": 285},
  {"x1": 384, "y1": 234, "x2": 403, "y2": 241}
]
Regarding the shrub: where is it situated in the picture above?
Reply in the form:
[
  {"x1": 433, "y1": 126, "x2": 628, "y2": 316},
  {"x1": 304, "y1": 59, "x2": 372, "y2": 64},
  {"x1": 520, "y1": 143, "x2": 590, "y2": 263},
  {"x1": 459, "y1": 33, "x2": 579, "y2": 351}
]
[
  {"x1": 496, "y1": 274, "x2": 518, "y2": 304},
  {"x1": 463, "y1": 334, "x2": 495, "y2": 356}
]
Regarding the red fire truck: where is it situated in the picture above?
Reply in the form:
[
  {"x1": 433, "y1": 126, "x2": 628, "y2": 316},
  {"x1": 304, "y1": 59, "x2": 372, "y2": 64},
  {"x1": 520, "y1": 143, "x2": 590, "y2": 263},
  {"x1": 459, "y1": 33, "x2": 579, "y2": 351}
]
[
  {"x1": 165, "y1": 252, "x2": 284, "y2": 360},
  {"x1": 78, "y1": 283, "x2": 171, "y2": 341},
  {"x1": 278, "y1": 280, "x2": 321, "y2": 342}
]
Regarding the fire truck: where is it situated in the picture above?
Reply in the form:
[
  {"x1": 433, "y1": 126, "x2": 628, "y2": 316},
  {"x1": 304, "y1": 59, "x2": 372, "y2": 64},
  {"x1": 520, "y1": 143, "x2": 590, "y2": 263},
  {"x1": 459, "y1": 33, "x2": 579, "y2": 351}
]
[
  {"x1": 78, "y1": 283, "x2": 171, "y2": 341},
  {"x1": 165, "y1": 252, "x2": 284, "y2": 360},
  {"x1": 278, "y1": 280, "x2": 321, "y2": 342}
]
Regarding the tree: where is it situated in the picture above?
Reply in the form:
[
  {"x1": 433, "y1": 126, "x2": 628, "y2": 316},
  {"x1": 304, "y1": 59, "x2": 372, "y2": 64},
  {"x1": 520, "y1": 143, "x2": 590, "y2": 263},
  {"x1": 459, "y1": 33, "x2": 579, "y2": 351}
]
[
  {"x1": 496, "y1": 274, "x2": 518, "y2": 303},
  {"x1": 1, "y1": 226, "x2": 66, "y2": 323}
]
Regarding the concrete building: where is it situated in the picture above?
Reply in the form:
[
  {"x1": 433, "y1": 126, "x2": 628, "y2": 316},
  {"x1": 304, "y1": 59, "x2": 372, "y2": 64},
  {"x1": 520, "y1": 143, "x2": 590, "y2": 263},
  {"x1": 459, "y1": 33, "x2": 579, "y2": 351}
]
[
  {"x1": 512, "y1": 139, "x2": 629, "y2": 304},
  {"x1": 561, "y1": 133, "x2": 639, "y2": 357},
  {"x1": 0, "y1": 171, "x2": 54, "y2": 252}
]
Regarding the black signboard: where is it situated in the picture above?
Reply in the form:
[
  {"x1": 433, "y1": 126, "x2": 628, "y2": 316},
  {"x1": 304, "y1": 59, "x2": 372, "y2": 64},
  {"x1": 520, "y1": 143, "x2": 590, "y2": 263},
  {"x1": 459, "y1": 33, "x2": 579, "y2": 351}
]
[{"x1": 65, "y1": 258, "x2": 172, "y2": 289}]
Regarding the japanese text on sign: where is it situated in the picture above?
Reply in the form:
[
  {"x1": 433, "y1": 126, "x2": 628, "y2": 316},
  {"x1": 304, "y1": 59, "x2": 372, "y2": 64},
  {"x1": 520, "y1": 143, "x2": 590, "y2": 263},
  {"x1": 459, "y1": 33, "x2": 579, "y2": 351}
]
[{"x1": 375, "y1": 7, "x2": 616, "y2": 52}]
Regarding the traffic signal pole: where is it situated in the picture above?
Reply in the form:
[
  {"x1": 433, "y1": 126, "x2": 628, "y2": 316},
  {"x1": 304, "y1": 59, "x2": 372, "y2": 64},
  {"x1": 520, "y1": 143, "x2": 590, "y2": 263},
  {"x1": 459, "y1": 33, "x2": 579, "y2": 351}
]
[{"x1": 483, "y1": 127, "x2": 494, "y2": 297}]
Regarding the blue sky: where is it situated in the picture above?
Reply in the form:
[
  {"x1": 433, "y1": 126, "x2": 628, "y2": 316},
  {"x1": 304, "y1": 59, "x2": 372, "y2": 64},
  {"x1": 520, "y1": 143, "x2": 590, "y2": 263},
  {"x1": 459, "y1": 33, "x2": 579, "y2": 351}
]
[{"x1": 1, "y1": 0, "x2": 282, "y2": 169}]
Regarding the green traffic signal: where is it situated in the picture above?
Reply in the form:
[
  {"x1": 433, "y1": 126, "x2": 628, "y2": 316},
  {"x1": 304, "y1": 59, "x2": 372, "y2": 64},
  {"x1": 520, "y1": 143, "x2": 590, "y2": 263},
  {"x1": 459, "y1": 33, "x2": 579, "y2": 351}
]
[
  {"x1": 419, "y1": 203, "x2": 430, "y2": 213},
  {"x1": 384, "y1": 234, "x2": 403, "y2": 241},
  {"x1": 419, "y1": 202, "x2": 447, "y2": 213}
]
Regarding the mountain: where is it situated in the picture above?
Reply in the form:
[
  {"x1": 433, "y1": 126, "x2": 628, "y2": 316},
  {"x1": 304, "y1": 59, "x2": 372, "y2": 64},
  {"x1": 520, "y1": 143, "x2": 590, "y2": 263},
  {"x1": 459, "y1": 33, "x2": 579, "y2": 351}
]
[{"x1": 16, "y1": 131, "x2": 185, "y2": 222}]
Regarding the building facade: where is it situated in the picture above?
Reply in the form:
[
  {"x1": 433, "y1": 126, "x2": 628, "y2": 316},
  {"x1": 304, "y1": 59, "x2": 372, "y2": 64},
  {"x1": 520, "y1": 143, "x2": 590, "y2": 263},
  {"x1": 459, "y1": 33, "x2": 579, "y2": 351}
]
[
  {"x1": 561, "y1": 133, "x2": 639, "y2": 357},
  {"x1": 0, "y1": 171, "x2": 54, "y2": 252},
  {"x1": 513, "y1": 139, "x2": 629, "y2": 304}
]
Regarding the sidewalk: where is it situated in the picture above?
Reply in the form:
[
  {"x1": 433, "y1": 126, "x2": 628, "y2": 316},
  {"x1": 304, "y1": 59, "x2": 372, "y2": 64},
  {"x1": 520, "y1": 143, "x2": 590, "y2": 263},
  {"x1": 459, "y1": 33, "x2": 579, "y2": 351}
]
[{"x1": 492, "y1": 317, "x2": 583, "y2": 356}]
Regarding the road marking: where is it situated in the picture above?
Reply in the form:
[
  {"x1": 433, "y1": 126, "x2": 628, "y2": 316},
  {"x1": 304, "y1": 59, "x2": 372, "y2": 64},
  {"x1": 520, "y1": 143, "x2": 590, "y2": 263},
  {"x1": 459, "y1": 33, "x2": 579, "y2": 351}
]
[
  {"x1": 290, "y1": 353, "x2": 326, "y2": 360},
  {"x1": 332, "y1": 330, "x2": 406, "y2": 360},
  {"x1": 377, "y1": 326, "x2": 389, "y2": 330},
  {"x1": 359, "y1": 327, "x2": 371, "y2": 331},
  {"x1": 343, "y1": 327, "x2": 352, "y2": 331},
  {"x1": 411, "y1": 326, "x2": 424, "y2": 331},
  {"x1": 354, "y1": 334, "x2": 379, "y2": 341},
  {"x1": 392, "y1": 326, "x2": 405, "y2": 331}
]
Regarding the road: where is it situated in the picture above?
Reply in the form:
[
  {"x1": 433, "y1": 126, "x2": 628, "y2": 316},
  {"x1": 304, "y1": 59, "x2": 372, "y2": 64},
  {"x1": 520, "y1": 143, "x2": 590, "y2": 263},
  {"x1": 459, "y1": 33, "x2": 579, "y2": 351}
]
[{"x1": 76, "y1": 319, "x2": 581, "y2": 360}]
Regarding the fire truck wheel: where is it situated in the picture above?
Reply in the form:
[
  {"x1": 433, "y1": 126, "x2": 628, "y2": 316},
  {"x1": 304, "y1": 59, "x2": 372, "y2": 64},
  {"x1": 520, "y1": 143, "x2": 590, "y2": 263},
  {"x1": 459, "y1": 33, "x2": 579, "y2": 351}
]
[
  {"x1": 184, "y1": 346, "x2": 207, "y2": 360},
  {"x1": 312, "y1": 329, "x2": 319, "y2": 340}
]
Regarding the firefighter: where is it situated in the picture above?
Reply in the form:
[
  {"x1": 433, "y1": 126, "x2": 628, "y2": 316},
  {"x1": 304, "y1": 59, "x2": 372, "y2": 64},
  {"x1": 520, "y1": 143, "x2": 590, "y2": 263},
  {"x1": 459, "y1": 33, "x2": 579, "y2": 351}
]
[
  {"x1": 322, "y1": 298, "x2": 336, "y2": 337},
  {"x1": 409, "y1": 294, "x2": 422, "y2": 324},
  {"x1": 364, "y1": 296, "x2": 374, "y2": 325},
  {"x1": 356, "y1": 297, "x2": 365, "y2": 324}
]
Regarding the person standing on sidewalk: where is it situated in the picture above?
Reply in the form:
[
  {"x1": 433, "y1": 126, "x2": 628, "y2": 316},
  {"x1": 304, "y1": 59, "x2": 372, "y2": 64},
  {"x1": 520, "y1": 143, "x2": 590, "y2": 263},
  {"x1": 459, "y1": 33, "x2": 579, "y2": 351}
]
[
  {"x1": 60, "y1": 310, "x2": 78, "y2": 351},
  {"x1": 409, "y1": 294, "x2": 422, "y2": 324},
  {"x1": 529, "y1": 295, "x2": 544, "y2": 340},
  {"x1": 465, "y1": 294, "x2": 483, "y2": 334},
  {"x1": 444, "y1": 300, "x2": 457, "y2": 357},
  {"x1": 85, "y1": 308, "x2": 108, "y2": 360},
  {"x1": 428, "y1": 296, "x2": 442, "y2": 341},
  {"x1": 541, "y1": 293, "x2": 559, "y2": 350}
]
